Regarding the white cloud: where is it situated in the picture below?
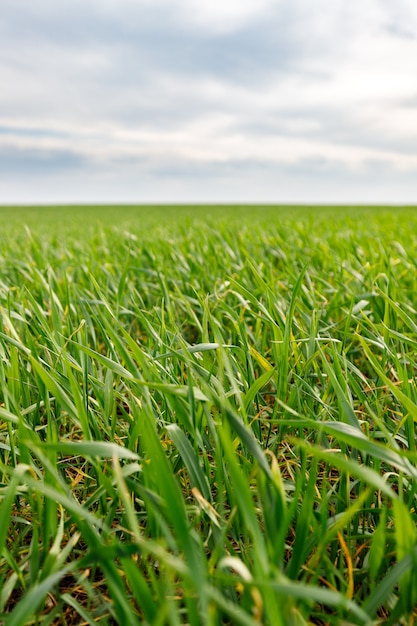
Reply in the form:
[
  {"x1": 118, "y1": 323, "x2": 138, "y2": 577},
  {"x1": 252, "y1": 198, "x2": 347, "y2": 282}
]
[
  {"x1": 1, "y1": 0, "x2": 417, "y2": 202},
  {"x1": 173, "y1": 0, "x2": 277, "y2": 34},
  {"x1": 85, "y1": 0, "x2": 278, "y2": 34}
]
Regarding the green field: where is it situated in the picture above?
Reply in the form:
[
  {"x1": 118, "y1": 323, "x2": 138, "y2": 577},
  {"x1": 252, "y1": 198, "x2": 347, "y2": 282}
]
[{"x1": 1, "y1": 205, "x2": 417, "y2": 625}]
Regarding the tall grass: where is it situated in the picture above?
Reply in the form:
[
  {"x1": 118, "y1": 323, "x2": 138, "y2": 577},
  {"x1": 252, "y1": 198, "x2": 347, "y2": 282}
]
[{"x1": 1, "y1": 205, "x2": 417, "y2": 624}]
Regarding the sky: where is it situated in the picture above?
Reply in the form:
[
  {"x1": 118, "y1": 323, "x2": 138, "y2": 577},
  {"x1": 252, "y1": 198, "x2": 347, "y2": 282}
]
[{"x1": 1, "y1": 0, "x2": 417, "y2": 204}]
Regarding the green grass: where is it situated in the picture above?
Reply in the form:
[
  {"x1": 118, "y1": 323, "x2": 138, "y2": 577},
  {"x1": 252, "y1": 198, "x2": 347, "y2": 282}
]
[{"x1": 1, "y1": 204, "x2": 417, "y2": 625}]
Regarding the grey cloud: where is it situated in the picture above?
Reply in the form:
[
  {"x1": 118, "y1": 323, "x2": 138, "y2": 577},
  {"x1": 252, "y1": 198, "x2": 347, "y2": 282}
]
[
  {"x1": 400, "y1": 93, "x2": 417, "y2": 108},
  {"x1": 0, "y1": 1, "x2": 315, "y2": 87},
  {"x1": 384, "y1": 23, "x2": 416, "y2": 39},
  {"x1": 0, "y1": 0, "x2": 367, "y2": 128},
  {"x1": 125, "y1": 153, "x2": 417, "y2": 185},
  {"x1": 0, "y1": 146, "x2": 87, "y2": 174},
  {"x1": 1, "y1": 150, "x2": 417, "y2": 205},
  {"x1": 0, "y1": 126, "x2": 69, "y2": 139},
  {"x1": 230, "y1": 103, "x2": 417, "y2": 158},
  {"x1": 1, "y1": 3, "x2": 303, "y2": 133}
]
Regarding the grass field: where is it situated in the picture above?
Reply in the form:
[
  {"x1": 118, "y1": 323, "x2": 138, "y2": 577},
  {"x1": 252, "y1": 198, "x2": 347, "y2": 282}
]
[{"x1": 1, "y1": 205, "x2": 417, "y2": 625}]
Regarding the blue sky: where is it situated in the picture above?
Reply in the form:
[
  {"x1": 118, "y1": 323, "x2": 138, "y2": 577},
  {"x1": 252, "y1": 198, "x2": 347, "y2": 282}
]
[{"x1": 1, "y1": 0, "x2": 417, "y2": 203}]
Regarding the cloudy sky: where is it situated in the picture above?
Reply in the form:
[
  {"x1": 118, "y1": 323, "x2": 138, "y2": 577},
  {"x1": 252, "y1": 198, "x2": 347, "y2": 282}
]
[{"x1": 1, "y1": 0, "x2": 417, "y2": 204}]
